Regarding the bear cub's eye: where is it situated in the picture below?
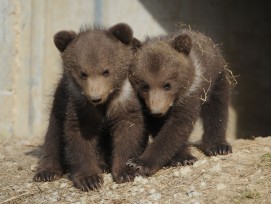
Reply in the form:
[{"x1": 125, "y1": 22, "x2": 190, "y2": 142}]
[
  {"x1": 163, "y1": 83, "x2": 171, "y2": 91},
  {"x1": 80, "y1": 71, "x2": 88, "y2": 80},
  {"x1": 102, "y1": 69, "x2": 110, "y2": 77},
  {"x1": 141, "y1": 82, "x2": 150, "y2": 92}
]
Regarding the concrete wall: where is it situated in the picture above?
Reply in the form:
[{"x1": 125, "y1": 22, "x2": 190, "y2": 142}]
[
  {"x1": 0, "y1": 0, "x2": 237, "y2": 139},
  {"x1": 0, "y1": 0, "x2": 95, "y2": 137}
]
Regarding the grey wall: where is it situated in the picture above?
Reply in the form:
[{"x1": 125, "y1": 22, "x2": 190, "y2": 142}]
[
  {"x1": 2, "y1": 0, "x2": 267, "y2": 139},
  {"x1": 0, "y1": 0, "x2": 95, "y2": 137}
]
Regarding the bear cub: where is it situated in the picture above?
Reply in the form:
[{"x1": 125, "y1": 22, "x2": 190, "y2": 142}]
[
  {"x1": 33, "y1": 23, "x2": 146, "y2": 191},
  {"x1": 127, "y1": 29, "x2": 233, "y2": 176}
]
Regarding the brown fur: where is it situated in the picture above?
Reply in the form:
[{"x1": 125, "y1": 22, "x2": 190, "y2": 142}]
[
  {"x1": 127, "y1": 29, "x2": 233, "y2": 176},
  {"x1": 33, "y1": 23, "x2": 146, "y2": 191}
]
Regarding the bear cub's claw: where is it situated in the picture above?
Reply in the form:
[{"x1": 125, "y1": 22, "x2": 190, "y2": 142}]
[
  {"x1": 33, "y1": 171, "x2": 62, "y2": 182},
  {"x1": 201, "y1": 142, "x2": 232, "y2": 156},
  {"x1": 126, "y1": 158, "x2": 153, "y2": 176},
  {"x1": 72, "y1": 174, "x2": 103, "y2": 192},
  {"x1": 126, "y1": 158, "x2": 138, "y2": 170},
  {"x1": 100, "y1": 163, "x2": 110, "y2": 173},
  {"x1": 112, "y1": 165, "x2": 136, "y2": 184},
  {"x1": 113, "y1": 171, "x2": 135, "y2": 184},
  {"x1": 169, "y1": 155, "x2": 198, "y2": 167}
]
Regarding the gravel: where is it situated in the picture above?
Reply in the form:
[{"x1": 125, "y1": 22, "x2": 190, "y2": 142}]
[{"x1": 0, "y1": 136, "x2": 270, "y2": 203}]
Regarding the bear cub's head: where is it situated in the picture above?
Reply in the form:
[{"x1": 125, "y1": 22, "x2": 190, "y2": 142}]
[
  {"x1": 129, "y1": 34, "x2": 195, "y2": 116},
  {"x1": 54, "y1": 23, "x2": 138, "y2": 105}
]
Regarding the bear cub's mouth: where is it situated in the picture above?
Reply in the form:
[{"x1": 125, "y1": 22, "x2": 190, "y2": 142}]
[
  {"x1": 151, "y1": 113, "x2": 163, "y2": 117},
  {"x1": 91, "y1": 98, "x2": 102, "y2": 104}
]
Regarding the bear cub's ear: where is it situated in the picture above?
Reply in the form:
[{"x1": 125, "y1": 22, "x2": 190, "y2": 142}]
[
  {"x1": 171, "y1": 34, "x2": 192, "y2": 55},
  {"x1": 109, "y1": 23, "x2": 133, "y2": 45},
  {"x1": 54, "y1": 31, "x2": 77, "y2": 52}
]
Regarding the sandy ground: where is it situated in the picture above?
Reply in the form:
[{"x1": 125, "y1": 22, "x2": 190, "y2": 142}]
[{"x1": 0, "y1": 136, "x2": 270, "y2": 204}]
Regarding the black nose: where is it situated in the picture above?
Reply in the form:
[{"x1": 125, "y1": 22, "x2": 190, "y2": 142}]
[{"x1": 91, "y1": 98, "x2": 102, "y2": 103}]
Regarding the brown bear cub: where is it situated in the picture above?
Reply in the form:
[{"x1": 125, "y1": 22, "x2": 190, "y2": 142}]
[
  {"x1": 127, "y1": 29, "x2": 233, "y2": 176},
  {"x1": 33, "y1": 23, "x2": 146, "y2": 191}
]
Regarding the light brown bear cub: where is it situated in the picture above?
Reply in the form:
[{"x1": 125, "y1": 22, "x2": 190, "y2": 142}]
[
  {"x1": 33, "y1": 23, "x2": 146, "y2": 191},
  {"x1": 127, "y1": 29, "x2": 233, "y2": 176}
]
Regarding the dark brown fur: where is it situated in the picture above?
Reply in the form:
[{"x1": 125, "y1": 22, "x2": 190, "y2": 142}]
[
  {"x1": 33, "y1": 23, "x2": 146, "y2": 191},
  {"x1": 127, "y1": 29, "x2": 233, "y2": 176}
]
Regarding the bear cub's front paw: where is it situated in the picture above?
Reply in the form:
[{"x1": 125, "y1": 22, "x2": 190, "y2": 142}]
[
  {"x1": 169, "y1": 154, "x2": 198, "y2": 167},
  {"x1": 200, "y1": 141, "x2": 232, "y2": 156},
  {"x1": 34, "y1": 170, "x2": 62, "y2": 182},
  {"x1": 72, "y1": 174, "x2": 103, "y2": 191},
  {"x1": 112, "y1": 168, "x2": 136, "y2": 184},
  {"x1": 33, "y1": 164, "x2": 63, "y2": 182},
  {"x1": 126, "y1": 158, "x2": 154, "y2": 176}
]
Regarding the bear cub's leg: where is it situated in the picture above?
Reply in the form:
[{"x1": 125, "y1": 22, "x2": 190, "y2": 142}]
[
  {"x1": 33, "y1": 118, "x2": 64, "y2": 182},
  {"x1": 110, "y1": 109, "x2": 147, "y2": 183},
  {"x1": 34, "y1": 80, "x2": 67, "y2": 182},
  {"x1": 65, "y1": 102, "x2": 104, "y2": 191},
  {"x1": 200, "y1": 71, "x2": 232, "y2": 156}
]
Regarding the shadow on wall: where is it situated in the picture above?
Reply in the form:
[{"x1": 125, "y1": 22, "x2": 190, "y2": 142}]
[{"x1": 139, "y1": 0, "x2": 271, "y2": 138}]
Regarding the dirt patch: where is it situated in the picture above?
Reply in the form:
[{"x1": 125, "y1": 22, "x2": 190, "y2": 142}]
[{"x1": 0, "y1": 136, "x2": 270, "y2": 204}]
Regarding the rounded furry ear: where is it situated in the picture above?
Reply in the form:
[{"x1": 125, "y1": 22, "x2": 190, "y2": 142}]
[
  {"x1": 171, "y1": 34, "x2": 192, "y2": 55},
  {"x1": 54, "y1": 31, "x2": 76, "y2": 52},
  {"x1": 109, "y1": 23, "x2": 133, "y2": 44}
]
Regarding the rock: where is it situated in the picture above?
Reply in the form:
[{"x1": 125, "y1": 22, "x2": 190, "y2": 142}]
[
  {"x1": 41, "y1": 183, "x2": 49, "y2": 188},
  {"x1": 191, "y1": 200, "x2": 200, "y2": 204},
  {"x1": 173, "y1": 193, "x2": 182, "y2": 198},
  {"x1": 256, "y1": 169, "x2": 262, "y2": 174},
  {"x1": 138, "y1": 187, "x2": 145, "y2": 193},
  {"x1": 216, "y1": 183, "x2": 226, "y2": 191},
  {"x1": 194, "y1": 159, "x2": 208, "y2": 167},
  {"x1": 111, "y1": 183, "x2": 118, "y2": 190},
  {"x1": 200, "y1": 182, "x2": 206, "y2": 188},
  {"x1": 209, "y1": 164, "x2": 221, "y2": 173},
  {"x1": 104, "y1": 174, "x2": 113, "y2": 183},
  {"x1": 186, "y1": 190, "x2": 201, "y2": 197},
  {"x1": 211, "y1": 157, "x2": 220, "y2": 162},
  {"x1": 80, "y1": 196, "x2": 88, "y2": 204},
  {"x1": 149, "y1": 192, "x2": 161, "y2": 201},
  {"x1": 135, "y1": 176, "x2": 149, "y2": 184},
  {"x1": 26, "y1": 183, "x2": 32, "y2": 188},
  {"x1": 180, "y1": 166, "x2": 192, "y2": 175},
  {"x1": 173, "y1": 171, "x2": 180, "y2": 177},
  {"x1": 139, "y1": 200, "x2": 152, "y2": 204},
  {"x1": 17, "y1": 166, "x2": 23, "y2": 171},
  {"x1": 50, "y1": 192, "x2": 59, "y2": 202},
  {"x1": 148, "y1": 188, "x2": 156, "y2": 194},
  {"x1": 186, "y1": 186, "x2": 201, "y2": 197},
  {"x1": 243, "y1": 149, "x2": 250, "y2": 153},
  {"x1": 60, "y1": 183, "x2": 67, "y2": 188},
  {"x1": 0, "y1": 153, "x2": 5, "y2": 160}
]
